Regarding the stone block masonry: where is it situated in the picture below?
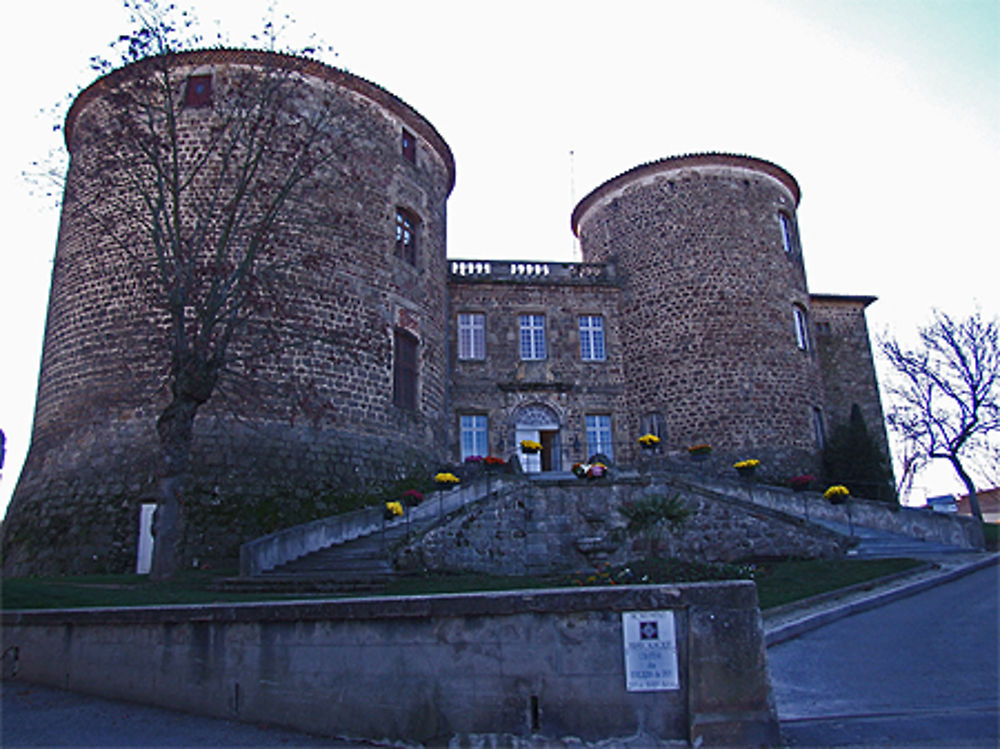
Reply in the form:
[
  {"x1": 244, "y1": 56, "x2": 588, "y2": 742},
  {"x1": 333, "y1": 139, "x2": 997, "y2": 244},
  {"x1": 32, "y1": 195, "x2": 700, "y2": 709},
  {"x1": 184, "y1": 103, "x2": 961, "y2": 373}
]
[
  {"x1": 1, "y1": 585, "x2": 780, "y2": 746},
  {"x1": 397, "y1": 475, "x2": 849, "y2": 576}
]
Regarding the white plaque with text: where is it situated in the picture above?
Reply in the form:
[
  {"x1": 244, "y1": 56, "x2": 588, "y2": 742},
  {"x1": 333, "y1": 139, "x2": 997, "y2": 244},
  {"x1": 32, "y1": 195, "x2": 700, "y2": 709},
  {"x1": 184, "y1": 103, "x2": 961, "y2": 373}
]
[{"x1": 622, "y1": 611, "x2": 679, "y2": 691}]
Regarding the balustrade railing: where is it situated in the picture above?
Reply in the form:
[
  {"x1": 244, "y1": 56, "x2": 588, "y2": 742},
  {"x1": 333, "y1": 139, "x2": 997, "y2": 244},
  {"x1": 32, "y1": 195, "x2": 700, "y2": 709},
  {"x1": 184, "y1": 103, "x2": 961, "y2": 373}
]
[{"x1": 449, "y1": 259, "x2": 616, "y2": 284}]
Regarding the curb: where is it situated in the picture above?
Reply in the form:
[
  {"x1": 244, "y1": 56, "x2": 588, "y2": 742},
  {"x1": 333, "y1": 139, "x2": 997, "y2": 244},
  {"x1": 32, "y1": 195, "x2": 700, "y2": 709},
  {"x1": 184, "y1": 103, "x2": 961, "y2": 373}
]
[{"x1": 764, "y1": 553, "x2": 999, "y2": 647}]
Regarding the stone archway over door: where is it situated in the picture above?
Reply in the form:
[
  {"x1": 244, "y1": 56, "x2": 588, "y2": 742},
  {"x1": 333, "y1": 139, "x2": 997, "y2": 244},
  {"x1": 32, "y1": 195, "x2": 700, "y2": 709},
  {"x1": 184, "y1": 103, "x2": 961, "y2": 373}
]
[{"x1": 513, "y1": 403, "x2": 561, "y2": 473}]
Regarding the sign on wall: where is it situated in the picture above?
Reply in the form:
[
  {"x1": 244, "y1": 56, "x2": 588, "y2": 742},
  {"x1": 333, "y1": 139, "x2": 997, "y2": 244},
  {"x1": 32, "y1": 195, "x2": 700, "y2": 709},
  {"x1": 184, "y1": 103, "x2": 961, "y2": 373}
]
[{"x1": 622, "y1": 611, "x2": 679, "y2": 691}]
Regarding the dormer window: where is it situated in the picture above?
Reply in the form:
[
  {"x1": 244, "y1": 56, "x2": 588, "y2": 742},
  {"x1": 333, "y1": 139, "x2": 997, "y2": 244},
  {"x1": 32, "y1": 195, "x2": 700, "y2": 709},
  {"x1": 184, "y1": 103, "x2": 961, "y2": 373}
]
[
  {"x1": 185, "y1": 74, "x2": 212, "y2": 108},
  {"x1": 401, "y1": 128, "x2": 416, "y2": 164}
]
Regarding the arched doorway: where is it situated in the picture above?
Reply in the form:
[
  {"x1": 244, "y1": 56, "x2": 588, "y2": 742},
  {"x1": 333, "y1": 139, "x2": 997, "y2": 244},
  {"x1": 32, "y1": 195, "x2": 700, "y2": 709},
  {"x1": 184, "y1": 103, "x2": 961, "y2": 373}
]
[{"x1": 512, "y1": 403, "x2": 561, "y2": 473}]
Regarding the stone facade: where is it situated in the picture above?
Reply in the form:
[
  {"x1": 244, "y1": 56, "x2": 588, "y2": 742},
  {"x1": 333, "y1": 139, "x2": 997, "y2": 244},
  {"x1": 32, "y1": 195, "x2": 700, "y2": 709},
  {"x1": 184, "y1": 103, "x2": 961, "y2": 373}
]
[
  {"x1": 811, "y1": 294, "x2": 891, "y2": 455},
  {"x1": 3, "y1": 52, "x2": 890, "y2": 575},
  {"x1": 395, "y1": 477, "x2": 850, "y2": 576},
  {"x1": 3, "y1": 50, "x2": 455, "y2": 575}
]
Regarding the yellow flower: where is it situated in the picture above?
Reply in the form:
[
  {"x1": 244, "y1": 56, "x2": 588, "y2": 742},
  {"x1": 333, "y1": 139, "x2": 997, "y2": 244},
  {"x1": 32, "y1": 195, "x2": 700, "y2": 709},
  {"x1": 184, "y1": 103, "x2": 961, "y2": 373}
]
[
  {"x1": 638, "y1": 433, "x2": 661, "y2": 446},
  {"x1": 385, "y1": 501, "x2": 404, "y2": 517},
  {"x1": 734, "y1": 459, "x2": 760, "y2": 470},
  {"x1": 434, "y1": 472, "x2": 460, "y2": 484},
  {"x1": 519, "y1": 439, "x2": 543, "y2": 451},
  {"x1": 823, "y1": 485, "x2": 850, "y2": 499}
]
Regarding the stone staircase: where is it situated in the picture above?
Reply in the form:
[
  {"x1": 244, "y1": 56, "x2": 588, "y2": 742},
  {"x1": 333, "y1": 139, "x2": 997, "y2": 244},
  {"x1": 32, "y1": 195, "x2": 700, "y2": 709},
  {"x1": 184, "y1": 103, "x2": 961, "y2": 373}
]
[
  {"x1": 218, "y1": 478, "x2": 514, "y2": 594},
  {"x1": 814, "y1": 519, "x2": 972, "y2": 559}
]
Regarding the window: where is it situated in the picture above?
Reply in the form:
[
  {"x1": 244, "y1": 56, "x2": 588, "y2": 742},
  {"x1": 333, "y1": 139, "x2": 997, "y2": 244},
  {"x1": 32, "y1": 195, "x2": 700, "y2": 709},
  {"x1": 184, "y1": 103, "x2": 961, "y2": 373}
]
[
  {"x1": 185, "y1": 74, "x2": 212, "y2": 107},
  {"x1": 640, "y1": 412, "x2": 667, "y2": 442},
  {"x1": 460, "y1": 415, "x2": 488, "y2": 460},
  {"x1": 393, "y1": 329, "x2": 418, "y2": 409},
  {"x1": 519, "y1": 314, "x2": 546, "y2": 360},
  {"x1": 579, "y1": 315, "x2": 606, "y2": 361},
  {"x1": 812, "y1": 407, "x2": 826, "y2": 449},
  {"x1": 778, "y1": 211, "x2": 800, "y2": 254},
  {"x1": 458, "y1": 313, "x2": 485, "y2": 360},
  {"x1": 395, "y1": 208, "x2": 419, "y2": 265},
  {"x1": 793, "y1": 305, "x2": 810, "y2": 351},
  {"x1": 401, "y1": 128, "x2": 416, "y2": 163},
  {"x1": 586, "y1": 415, "x2": 613, "y2": 460}
]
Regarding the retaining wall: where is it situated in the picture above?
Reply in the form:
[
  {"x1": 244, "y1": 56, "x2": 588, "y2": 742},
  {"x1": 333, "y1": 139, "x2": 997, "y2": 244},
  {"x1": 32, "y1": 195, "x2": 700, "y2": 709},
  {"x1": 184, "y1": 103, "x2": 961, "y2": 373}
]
[
  {"x1": 1, "y1": 584, "x2": 780, "y2": 747},
  {"x1": 397, "y1": 475, "x2": 849, "y2": 575},
  {"x1": 680, "y1": 474, "x2": 985, "y2": 550}
]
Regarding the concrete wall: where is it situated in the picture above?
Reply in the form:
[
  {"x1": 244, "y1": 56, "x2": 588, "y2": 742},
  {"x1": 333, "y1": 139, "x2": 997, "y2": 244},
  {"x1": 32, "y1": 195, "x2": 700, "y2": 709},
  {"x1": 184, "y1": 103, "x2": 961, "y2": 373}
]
[{"x1": 1, "y1": 585, "x2": 780, "y2": 747}]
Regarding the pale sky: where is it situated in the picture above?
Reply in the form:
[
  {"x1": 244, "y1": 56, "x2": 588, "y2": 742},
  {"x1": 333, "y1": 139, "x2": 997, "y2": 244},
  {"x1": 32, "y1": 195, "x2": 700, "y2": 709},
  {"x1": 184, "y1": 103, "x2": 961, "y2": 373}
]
[{"x1": 1, "y1": 0, "x2": 998, "y2": 515}]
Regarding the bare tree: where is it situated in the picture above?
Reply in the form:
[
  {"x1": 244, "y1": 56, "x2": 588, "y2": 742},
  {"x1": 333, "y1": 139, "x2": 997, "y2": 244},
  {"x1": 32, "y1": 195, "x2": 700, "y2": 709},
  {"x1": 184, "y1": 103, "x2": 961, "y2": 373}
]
[
  {"x1": 65, "y1": 3, "x2": 364, "y2": 578},
  {"x1": 881, "y1": 311, "x2": 1000, "y2": 523}
]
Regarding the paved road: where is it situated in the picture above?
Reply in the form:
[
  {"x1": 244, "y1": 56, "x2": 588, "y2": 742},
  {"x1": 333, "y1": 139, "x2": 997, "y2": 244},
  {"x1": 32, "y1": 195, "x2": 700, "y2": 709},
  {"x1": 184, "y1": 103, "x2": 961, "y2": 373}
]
[
  {"x1": 768, "y1": 562, "x2": 999, "y2": 747},
  {"x1": 1, "y1": 682, "x2": 353, "y2": 747}
]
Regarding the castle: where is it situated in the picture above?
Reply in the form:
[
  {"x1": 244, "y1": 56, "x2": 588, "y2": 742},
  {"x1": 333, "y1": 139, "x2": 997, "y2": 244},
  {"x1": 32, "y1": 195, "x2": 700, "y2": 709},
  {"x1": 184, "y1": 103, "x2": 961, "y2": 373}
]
[{"x1": 1, "y1": 50, "x2": 890, "y2": 575}]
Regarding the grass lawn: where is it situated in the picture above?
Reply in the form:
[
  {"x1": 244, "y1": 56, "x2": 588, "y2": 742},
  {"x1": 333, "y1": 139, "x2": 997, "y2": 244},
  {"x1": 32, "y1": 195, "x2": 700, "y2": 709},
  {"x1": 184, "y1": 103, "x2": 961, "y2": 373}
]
[{"x1": 1, "y1": 557, "x2": 924, "y2": 612}]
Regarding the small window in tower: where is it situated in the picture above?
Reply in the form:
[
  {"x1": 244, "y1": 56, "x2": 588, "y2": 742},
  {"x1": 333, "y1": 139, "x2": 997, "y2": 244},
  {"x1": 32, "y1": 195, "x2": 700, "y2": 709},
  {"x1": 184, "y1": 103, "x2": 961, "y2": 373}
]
[
  {"x1": 185, "y1": 74, "x2": 213, "y2": 108},
  {"x1": 793, "y1": 305, "x2": 810, "y2": 351},
  {"x1": 393, "y1": 329, "x2": 419, "y2": 410},
  {"x1": 812, "y1": 407, "x2": 826, "y2": 449},
  {"x1": 395, "y1": 207, "x2": 419, "y2": 265},
  {"x1": 778, "y1": 211, "x2": 801, "y2": 254},
  {"x1": 401, "y1": 128, "x2": 416, "y2": 163}
]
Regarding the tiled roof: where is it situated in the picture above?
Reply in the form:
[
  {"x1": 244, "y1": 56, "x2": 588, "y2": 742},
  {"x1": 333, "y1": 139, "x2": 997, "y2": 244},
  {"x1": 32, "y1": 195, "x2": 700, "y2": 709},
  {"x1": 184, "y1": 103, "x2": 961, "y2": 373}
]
[{"x1": 571, "y1": 152, "x2": 800, "y2": 236}]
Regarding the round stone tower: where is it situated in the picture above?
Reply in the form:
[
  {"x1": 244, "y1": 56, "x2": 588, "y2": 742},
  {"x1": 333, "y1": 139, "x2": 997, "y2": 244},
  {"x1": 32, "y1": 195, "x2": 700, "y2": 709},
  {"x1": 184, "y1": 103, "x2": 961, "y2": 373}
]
[
  {"x1": 3, "y1": 50, "x2": 454, "y2": 575},
  {"x1": 571, "y1": 154, "x2": 826, "y2": 475}
]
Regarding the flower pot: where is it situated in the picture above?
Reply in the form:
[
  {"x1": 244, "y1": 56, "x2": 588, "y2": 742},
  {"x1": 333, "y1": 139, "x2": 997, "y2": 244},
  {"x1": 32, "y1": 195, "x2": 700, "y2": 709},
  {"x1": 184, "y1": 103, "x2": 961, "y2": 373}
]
[{"x1": 690, "y1": 452, "x2": 709, "y2": 462}]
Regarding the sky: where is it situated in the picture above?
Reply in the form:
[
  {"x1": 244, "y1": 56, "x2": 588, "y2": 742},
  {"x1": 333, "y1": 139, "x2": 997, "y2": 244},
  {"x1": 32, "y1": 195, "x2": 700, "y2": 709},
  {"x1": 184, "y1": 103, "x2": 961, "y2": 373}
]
[{"x1": 1, "y1": 0, "x2": 998, "y2": 515}]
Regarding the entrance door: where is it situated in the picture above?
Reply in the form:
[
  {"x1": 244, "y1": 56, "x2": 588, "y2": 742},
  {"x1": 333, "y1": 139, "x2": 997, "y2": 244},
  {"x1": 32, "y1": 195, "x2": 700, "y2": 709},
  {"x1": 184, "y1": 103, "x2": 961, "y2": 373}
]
[
  {"x1": 516, "y1": 428, "x2": 543, "y2": 473},
  {"x1": 540, "y1": 429, "x2": 559, "y2": 471}
]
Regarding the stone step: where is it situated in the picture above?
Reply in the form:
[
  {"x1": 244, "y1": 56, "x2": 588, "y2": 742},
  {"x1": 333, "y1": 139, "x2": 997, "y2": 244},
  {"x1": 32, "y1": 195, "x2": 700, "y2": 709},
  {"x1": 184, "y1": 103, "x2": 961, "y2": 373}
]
[{"x1": 212, "y1": 575, "x2": 391, "y2": 594}]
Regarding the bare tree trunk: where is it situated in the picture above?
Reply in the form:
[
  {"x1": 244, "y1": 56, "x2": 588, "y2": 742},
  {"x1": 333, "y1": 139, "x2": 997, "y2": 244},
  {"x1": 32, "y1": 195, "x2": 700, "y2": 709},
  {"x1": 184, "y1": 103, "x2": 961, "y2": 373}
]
[
  {"x1": 948, "y1": 454, "x2": 984, "y2": 523},
  {"x1": 150, "y1": 395, "x2": 200, "y2": 580}
]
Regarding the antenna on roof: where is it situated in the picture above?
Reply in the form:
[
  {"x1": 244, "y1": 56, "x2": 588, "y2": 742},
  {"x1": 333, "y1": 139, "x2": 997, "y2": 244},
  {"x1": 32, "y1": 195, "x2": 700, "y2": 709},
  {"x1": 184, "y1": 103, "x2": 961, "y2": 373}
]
[{"x1": 569, "y1": 149, "x2": 581, "y2": 262}]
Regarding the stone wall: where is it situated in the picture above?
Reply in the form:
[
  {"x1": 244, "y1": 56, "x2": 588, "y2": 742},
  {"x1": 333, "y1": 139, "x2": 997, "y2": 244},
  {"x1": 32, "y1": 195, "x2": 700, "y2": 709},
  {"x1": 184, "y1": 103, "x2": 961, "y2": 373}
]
[
  {"x1": 3, "y1": 416, "x2": 436, "y2": 576},
  {"x1": 572, "y1": 155, "x2": 827, "y2": 476},
  {"x1": 3, "y1": 50, "x2": 454, "y2": 575},
  {"x1": 395, "y1": 475, "x2": 849, "y2": 576},
  {"x1": 1, "y1": 585, "x2": 781, "y2": 746},
  {"x1": 811, "y1": 294, "x2": 893, "y2": 462}
]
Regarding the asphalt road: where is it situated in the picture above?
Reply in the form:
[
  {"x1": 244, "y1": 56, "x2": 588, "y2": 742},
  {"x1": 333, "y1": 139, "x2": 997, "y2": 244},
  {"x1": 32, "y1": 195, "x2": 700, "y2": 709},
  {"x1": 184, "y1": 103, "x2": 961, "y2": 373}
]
[
  {"x1": 768, "y1": 562, "x2": 1000, "y2": 747},
  {"x1": 1, "y1": 682, "x2": 352, "y2": 747}
]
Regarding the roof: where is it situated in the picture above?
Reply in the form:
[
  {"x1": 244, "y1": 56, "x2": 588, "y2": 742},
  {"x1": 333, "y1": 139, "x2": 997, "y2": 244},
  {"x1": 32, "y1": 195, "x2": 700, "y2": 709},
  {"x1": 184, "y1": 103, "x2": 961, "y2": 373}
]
[
  {"x1": 570, "y1": 152, "x2": 800, "y2": 236},
  {"x1": 64, "y1": 48, "x2": 455, "y2": 194},
  {"x1": 810, "y1": 293, "x2": 878, "y2": 308},
  {"x1": 956, "y1": 487, "x2": 1000, "y2": 515}
]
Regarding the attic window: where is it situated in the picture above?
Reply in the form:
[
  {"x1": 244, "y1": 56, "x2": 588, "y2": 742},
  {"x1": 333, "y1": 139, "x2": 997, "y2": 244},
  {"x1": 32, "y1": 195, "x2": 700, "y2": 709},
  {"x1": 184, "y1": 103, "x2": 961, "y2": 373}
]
[
  {"x1": 185, "y1": 74, "x2": 212, "y2": 107},
  {"x1": 401, "y1": 128, "x2": 416, "y2": 163}
]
